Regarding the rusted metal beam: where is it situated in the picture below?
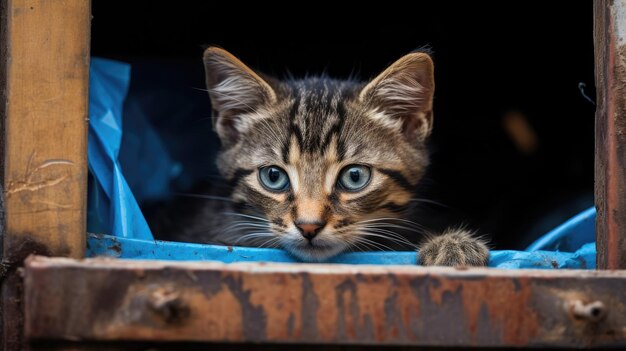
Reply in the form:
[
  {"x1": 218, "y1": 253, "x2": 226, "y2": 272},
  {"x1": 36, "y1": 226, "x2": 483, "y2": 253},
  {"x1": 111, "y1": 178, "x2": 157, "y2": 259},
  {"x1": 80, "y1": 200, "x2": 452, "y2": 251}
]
[
  {"x1": 595, "y1": 0, "x2": 626, "y2": 269},
  {"x1": 24, "y1": 256, "x2": 626, "y2": 348}
]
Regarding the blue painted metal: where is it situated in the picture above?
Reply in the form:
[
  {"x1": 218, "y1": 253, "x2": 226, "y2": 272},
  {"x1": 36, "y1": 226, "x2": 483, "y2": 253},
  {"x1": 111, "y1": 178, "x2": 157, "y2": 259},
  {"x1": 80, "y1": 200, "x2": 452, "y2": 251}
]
[
  {"x1": 87, "y1": 233, "x2": 595, "y2": 269},
  {"x1": 87, "y1": 234, "x2": 418, "y2": 265}
]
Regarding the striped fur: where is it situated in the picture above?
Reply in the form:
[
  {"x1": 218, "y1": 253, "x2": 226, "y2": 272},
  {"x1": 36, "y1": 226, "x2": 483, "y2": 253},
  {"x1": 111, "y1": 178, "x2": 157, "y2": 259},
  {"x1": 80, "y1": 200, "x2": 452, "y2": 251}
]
[{"x1": 195, "y1": 47, "x2": 489, "y2": 265}]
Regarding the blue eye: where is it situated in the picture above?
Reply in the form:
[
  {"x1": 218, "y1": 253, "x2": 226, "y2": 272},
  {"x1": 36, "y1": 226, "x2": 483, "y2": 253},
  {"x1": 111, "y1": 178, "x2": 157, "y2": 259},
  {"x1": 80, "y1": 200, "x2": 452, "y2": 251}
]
[
  {"x1": 259, "y1": 166, "x2": 290, "y2": 191},
  {"x1": 338, "y1": 165, "x2": 371, "y2": 191}
]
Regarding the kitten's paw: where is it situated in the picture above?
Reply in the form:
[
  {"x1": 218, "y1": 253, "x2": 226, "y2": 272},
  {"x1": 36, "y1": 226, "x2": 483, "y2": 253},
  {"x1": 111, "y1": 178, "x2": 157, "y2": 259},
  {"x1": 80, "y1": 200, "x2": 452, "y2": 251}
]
[{"x1": 418, "y1": 229, "x2": 489, "y2": 267}]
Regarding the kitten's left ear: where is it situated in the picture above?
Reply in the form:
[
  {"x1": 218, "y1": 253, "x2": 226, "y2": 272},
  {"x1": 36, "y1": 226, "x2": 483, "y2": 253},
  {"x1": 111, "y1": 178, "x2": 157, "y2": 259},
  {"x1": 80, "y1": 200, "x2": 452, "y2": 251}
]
[{"x1": 360, "y1": 52, "x2": 435, "y2": 143}]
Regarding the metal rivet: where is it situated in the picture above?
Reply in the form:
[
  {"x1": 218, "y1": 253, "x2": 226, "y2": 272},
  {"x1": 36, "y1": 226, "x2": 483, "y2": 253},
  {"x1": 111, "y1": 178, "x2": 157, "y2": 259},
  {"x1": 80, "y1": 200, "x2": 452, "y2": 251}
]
[
  {"x1": 568, "y1": 300, "x2": 607, "y2": 323},
  {"x1": 147, "y1": 287, "x2": 190, "y2": 324}
]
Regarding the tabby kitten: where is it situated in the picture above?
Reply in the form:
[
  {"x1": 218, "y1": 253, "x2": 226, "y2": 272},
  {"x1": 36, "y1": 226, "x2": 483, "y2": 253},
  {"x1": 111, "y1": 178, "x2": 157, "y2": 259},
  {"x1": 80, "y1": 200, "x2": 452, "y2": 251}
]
[{"x1": 160, "y1": 47, "x2": 489, "y2": 266}]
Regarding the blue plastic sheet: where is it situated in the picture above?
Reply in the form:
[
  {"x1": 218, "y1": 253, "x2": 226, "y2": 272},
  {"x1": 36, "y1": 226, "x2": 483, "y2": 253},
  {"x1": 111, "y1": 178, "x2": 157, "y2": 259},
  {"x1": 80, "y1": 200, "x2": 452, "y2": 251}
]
[
  {"x1": 86, "y1": 58, "x2": 596, "y2": 268},
  {"x1": 88, "y1": 58, "x2": 153, "y2": 240}
]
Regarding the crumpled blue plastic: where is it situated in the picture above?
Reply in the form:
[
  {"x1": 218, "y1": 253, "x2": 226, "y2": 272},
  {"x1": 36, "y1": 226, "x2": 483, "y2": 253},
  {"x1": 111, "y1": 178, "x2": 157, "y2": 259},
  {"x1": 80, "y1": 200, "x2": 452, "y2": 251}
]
[
  {"x1": 87, "y1": 58, "x2": 153, "y2": 240},
  {"x1": 86, "y1": 57, "x2": 597, "y2": 268}
]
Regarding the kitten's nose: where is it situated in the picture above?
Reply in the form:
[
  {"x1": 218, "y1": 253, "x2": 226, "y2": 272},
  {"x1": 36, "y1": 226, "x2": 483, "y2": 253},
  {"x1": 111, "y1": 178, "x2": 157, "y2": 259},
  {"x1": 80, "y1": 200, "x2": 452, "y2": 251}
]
[{"x1": 295, "y1": 221, "x2": 326, "y2": 241}]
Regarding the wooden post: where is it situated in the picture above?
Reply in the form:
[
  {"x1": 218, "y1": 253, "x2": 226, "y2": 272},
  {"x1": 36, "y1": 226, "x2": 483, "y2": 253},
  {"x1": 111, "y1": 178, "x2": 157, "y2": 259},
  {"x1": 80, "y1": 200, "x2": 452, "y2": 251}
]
[
  {"x1": 595, "y1": 0, "x2": 626, "y2": 270},
  {"x1": 0, "y1": 0, "x2": 91, "y2": 349}
]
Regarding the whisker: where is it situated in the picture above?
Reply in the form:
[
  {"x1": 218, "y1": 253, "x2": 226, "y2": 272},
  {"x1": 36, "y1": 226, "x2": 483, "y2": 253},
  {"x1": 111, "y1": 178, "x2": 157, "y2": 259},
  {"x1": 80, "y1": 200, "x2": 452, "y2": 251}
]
[
  {"x1": 409, "y1": 198, "x2": 449, "y2": 208},
  {"x1": 359, "y1": 228, "x2": 418, "y2": 243},
  {"x1": 173, "y1": 193, "x2": 234, "y2": 202},
  {"x1": 360, "y1": 223, "x2": 425, "y2": 234},
  {"x1": 357, "y1": 217, "x2": 425, "y2": 229},
  {"x1": 233, "y1": 232, "x2": 274, "y2": 245},
  {"x1": 258, "y1": 237, "x2": 281, "y2": 248},
  {"x1": 355, "y1": 238, "x2": 388, "y2": 252},
  {"x1": 223, "y1": 221, "x2": 269, "y2": 229},
  {"x1": 222, "y1": 212, "x2": 270, "y2": 222},
  {"x1": 359, "y1": 228, "x2": 414, "y2": 242},
  {"x1": 358, "y1": 230, "x2": 418, "y2": 249},
  {"x1": 224, "y1": 224, "x2": 269, "y2": 231},
  {"x1": 354, "y1": 236, "x2": 395, "y2": 251},
  {"x1": 222, "y1": 225, "x2": 270, "y2": 236},
  {"x1": 348, "y1": 240, "x2": 368, "y2": 253},
  {"x1": 191, "y1": 86, "x2": 210, "y2": 92}
]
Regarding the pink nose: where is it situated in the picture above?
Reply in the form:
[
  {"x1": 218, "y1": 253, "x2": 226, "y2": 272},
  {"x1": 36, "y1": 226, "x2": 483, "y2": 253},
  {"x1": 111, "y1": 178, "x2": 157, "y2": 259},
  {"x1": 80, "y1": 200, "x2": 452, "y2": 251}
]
[{"x1": 296, "y1": 222, "x2": 325, "y2": 241}]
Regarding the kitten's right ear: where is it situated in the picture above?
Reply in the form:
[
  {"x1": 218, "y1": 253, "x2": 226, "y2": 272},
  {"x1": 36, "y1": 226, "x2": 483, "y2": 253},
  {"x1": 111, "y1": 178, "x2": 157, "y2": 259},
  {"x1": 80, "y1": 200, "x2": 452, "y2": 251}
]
[
  {"x1": 203, "y1": 47, "x2": 276, "y2": 147},
  {"x1": 359, "y1": 52, "x2": 435, "y2": 144}
]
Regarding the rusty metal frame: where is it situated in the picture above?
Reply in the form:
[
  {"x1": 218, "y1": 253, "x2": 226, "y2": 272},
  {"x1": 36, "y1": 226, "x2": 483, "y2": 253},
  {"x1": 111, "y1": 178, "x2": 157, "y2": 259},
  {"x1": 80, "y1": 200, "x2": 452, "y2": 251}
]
[
  {"x1": 595, "y1": 0, "x2": 626, "y2": 269},
  {"x1": 23, "y1": 257, "x2": 626, "y2": 348}
]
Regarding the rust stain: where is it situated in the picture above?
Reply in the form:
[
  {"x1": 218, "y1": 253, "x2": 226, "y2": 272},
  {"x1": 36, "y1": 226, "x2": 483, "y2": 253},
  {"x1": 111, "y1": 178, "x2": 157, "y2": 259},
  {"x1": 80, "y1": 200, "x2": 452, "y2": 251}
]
[
  {"x1": 22, "y1": 259, "x2": 626, "y2": 347},
  {"x1": 335, "y1": 278, "x2": 358, "y2": 339},
  {"x1": 604, "y1": 1, "x2": 626, "y2": 269},
  {"x1": 397, "y1": 274, "x2": 421, "y2": 342},
  {"x1": 311, "y1": 273, "x2": 341, "y2": 340},
  {"x1": 223, "y1": 273, "x2": 268, "y2": 341},
  {"x1": 303, "y1": 270, "x2": 423, "y2": 343},
  {"x1": 427, "y1": 275, "x2": 538, "y2": 346},
  {"x1": 489, "y1": 277, "x2": 538, "y2": 346},
  {"x1": 244, "y1": 270, "x2": 304, "y2": 340},
  {"x1": 359, "y1": 273, "x2": 412, "y2": 342},
  {"x1": 300, "y1": 273, "x2": 319, "y2": 340}
]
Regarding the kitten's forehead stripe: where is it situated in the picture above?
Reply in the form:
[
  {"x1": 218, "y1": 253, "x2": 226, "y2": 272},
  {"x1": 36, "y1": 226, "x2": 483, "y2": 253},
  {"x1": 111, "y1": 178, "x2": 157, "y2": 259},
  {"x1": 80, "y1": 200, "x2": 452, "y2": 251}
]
[
  {"x1": 289, "y1": 123, "x2": 304, "y2": 155},
  {"x1": 320, "y1": 114, "x2": 346, "y2": 160},
  {"x1": 282, "y1": 79, "x2": 357, "y2": 158}
]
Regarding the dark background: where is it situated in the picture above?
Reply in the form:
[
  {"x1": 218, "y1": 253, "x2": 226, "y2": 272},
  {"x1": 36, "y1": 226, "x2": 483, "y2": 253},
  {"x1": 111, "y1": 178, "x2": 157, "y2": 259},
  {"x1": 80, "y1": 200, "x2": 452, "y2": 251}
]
[{"x1": 91, "y1": 2, "x2": 596, "y2": 249}]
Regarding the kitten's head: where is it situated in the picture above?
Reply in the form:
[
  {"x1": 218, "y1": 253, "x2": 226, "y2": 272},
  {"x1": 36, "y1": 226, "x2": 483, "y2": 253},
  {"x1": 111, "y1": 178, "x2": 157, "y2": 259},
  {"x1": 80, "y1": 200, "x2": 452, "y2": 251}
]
[{"x1": 203, "y1": 47, "x2": 434, "y2": 261}]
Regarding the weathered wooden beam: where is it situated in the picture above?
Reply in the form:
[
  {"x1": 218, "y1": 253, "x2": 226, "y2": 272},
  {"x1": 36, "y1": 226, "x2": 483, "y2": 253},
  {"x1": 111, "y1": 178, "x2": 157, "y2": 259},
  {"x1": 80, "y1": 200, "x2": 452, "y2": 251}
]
[
  {"x1": 24, "y1": 257, "x2": 626, "y2": 348},
  {"x1": 595, "y1": 0, "x2": 626, "y2": 269},
  {"x1": 0, "y1": 1, "x2": 91, "y2": 350},
  {"x1": 0, "y1": 0, "x2": 90, "y2": 257}
]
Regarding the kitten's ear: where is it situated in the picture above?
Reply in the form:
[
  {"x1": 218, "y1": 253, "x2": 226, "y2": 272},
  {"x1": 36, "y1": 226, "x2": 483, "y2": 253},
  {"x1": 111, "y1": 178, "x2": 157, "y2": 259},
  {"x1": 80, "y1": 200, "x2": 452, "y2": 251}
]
[
  {"x1": 203, "y1": 47, "x2": 276, "y2": 146},
  {"x1": 360, "y1": 52, "x2": 435, "y2": 143}
]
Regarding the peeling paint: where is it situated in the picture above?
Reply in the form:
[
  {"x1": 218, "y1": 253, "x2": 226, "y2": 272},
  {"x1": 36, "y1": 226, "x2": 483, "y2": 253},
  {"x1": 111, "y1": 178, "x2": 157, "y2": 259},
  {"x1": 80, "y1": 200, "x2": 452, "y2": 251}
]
[{"x1": 22, "y1": 258, "x2": 626, "y2": 347}]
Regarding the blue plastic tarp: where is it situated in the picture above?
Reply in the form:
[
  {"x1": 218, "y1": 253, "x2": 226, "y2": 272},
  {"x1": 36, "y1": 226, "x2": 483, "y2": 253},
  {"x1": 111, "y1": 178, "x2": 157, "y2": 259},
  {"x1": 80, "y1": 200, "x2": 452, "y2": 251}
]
[
  {"x1": 88, "y1": 58, "x2": 153, "y2": 241},
  {"x1": 86, "y1": 58, "x2": 596, "y2": 268}
]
